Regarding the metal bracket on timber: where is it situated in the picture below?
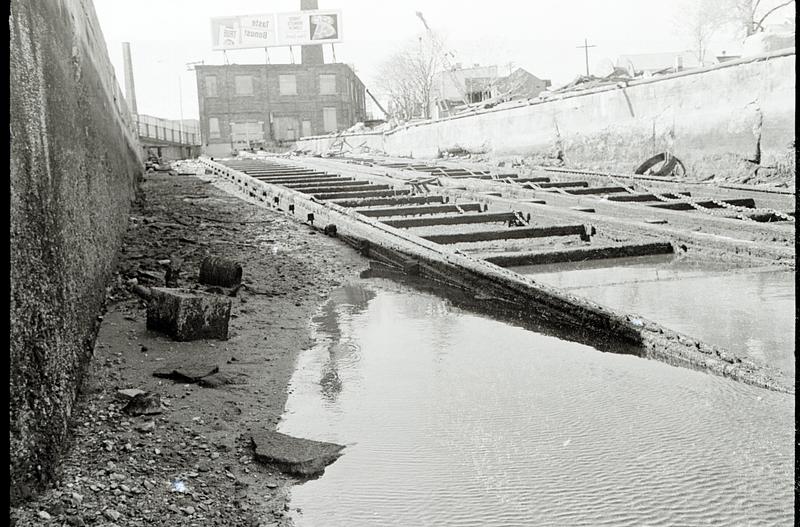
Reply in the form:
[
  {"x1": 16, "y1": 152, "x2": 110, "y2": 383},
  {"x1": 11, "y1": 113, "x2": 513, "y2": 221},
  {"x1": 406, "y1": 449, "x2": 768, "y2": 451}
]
[{"x1": 198, "y1": 156, "x2": 793, "y2": 394}]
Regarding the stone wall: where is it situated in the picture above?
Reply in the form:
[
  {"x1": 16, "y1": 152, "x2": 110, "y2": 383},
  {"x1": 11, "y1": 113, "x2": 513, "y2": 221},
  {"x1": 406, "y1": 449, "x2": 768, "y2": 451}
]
[
  {"x1": 10, "y1": 0, "x2": 142, "y2": 504},
  {"x1": 296, "y1": 50, "x2": 795, "y2": 181}
]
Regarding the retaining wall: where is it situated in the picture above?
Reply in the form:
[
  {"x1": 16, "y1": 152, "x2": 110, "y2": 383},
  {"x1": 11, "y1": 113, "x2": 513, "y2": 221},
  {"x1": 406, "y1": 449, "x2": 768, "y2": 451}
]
[
  {"x1": 10, "y1": 0, "x2": 143, "y2": 504},
  {"x1": 297, "y1": 50, "x2": 795, "y2": 180}
]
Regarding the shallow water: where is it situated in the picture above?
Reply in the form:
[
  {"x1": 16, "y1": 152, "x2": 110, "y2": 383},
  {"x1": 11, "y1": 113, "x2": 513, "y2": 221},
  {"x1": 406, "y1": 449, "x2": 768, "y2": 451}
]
[
  {"x1": 279, "y1": 280, "x2": 795, "y2": 527},
  {"x1": 512, "y1": 254, "x2": 795, "y2": 375}
]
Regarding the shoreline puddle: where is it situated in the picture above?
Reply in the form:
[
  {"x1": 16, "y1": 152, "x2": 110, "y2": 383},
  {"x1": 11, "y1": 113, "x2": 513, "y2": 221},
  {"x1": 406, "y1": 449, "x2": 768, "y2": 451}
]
[{"x1": 279, "y1": 279, "x2": 794, "y2": 526}]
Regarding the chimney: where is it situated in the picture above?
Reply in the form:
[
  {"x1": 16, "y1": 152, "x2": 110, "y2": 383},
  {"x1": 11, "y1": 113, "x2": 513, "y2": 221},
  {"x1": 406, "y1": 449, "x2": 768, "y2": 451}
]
[
  {"x1": 300, "y1": 0, "x2": 325, "y2": 65},
  {"x1": 122, "y1": 42, "x2": 138, "y2": 115}
]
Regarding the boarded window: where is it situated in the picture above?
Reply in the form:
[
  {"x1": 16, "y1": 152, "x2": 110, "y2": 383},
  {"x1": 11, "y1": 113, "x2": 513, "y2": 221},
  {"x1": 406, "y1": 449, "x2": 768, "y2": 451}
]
[
  {"x1": 301, "y1": 120, "x2": 312, "y2": 138},
  {"x1": 206, "y1": 76, "x2": 218, "y2": 97},
  {"x1": 208, "y1": 117, "x2": 220, "y2": 139},
  {"x1": 319, "y1": 74, "x2": 337, "y2": 95},
  {"x1": 231, "y1": 121, "x2": 264, "y2": 146},
  {"x1": 273, "y1": 116, "x2": 299, "y2": 140},
  {"x1": 234, "y1": 75, "x2": 253, "y2": 95},
  {"x1": 279, "y1": 74, "x2": 297, "y2": 95},
  {"x1": 323, "y1": 107, "x2": 337, "y2": 132}
]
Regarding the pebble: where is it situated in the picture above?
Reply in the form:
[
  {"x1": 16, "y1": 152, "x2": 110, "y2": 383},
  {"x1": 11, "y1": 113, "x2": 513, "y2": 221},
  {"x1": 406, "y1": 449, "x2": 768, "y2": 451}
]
[
  {"x1": 103, "y1": 508, "x2": 121, "y2": 521},
  {"x1": 210, "y1": 452, "x2": 220, "y2": 460},
  {"x1": 37, "y1": 510, "x2": 52, "y2": 520},
  {"x1": 136, "y1": 420, "x2": 156, "y2": 432}
]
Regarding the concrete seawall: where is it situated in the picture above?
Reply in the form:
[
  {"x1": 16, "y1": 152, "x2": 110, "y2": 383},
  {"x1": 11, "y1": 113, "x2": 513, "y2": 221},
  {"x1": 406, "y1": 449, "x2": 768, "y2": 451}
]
[
  {"x1": 10, "y1": 0, "x2": 142, "y2": 504},
  {"x1": 297, "y1": 50, "x2": 795, "y2": 180}
]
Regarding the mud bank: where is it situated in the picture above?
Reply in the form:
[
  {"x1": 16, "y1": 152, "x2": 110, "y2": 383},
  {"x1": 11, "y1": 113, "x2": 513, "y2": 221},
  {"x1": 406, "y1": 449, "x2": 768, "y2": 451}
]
[{"x1": 9, "y1": 172, "x2": 366, "y2": 526}]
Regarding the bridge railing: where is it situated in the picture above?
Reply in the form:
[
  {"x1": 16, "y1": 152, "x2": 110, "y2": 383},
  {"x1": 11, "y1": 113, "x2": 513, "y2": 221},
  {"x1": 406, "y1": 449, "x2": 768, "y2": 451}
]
[{"x1": 135, "y1": 114, "x2": 200, "y2": 145}]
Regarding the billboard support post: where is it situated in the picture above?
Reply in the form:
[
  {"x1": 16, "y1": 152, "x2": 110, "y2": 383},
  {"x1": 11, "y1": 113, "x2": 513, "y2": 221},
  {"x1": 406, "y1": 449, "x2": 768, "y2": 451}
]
[{"x1": 331, "y1": 43, "x2": 337, "y2": 63}]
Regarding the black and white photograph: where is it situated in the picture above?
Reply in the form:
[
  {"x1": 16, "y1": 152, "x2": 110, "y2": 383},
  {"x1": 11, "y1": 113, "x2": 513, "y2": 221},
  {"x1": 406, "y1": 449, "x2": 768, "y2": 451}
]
[{"x1": 9, "y1": 0, "x2": 796, "y2": 525}]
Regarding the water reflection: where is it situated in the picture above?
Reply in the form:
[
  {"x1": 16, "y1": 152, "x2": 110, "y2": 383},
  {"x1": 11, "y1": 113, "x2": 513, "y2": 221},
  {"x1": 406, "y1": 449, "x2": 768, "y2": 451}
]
[
  {"x1": 311, "y1": 285, "x2": 375, "y2": 402},
  {"x1": 280, "y1": 280, "x2": 795, "y2": 527},
  {"x1": 512, "y1": 256, "x2": 795, "y2": 375}
]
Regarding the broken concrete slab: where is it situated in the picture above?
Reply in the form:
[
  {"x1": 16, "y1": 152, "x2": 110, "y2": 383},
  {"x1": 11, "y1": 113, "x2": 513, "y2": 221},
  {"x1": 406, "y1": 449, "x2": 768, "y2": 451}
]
[
  {"x1": 250, "y1": 431, "x2": 345, "y2": 477},
  {"x1": 198, "y1": 371, "x2": 249, "y2": 388},
  {"x1": 122, "y1": 392, "x2": 163, "y2": 416},
  {"x1": 146, "y1": 287, "x2": 231, "y2": 341},
  {"x1": 115, "y1": 388, "x2": 146, "y2": 401},
  {"x1": 153, "y1": 364, "x2": 219, "y2": 383}
]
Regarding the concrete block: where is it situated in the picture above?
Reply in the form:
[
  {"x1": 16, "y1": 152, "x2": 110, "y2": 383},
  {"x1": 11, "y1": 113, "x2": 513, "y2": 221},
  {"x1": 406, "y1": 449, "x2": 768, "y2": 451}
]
[
  {"x1": 146, "y1": 288, "x2": 231, "y2": 341},
  {"x1": 251, "y1": 431, "x2": 345, "y2": 476}
]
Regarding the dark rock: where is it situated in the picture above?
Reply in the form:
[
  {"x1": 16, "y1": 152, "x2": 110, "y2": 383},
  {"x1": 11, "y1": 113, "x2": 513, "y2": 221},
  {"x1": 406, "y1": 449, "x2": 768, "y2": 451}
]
[
  {"x1": 250, "y1": 431, "x2": 345, "y2": 477},
  {"x1": 198, "y1": 371, "x2": 248, "y2": 388},
  {"x1": 153, "y1": 364, "x2": 219, "y2": 383},
  {"x1": 122, "y1": 392, "x2": 163, "y2": 416}
]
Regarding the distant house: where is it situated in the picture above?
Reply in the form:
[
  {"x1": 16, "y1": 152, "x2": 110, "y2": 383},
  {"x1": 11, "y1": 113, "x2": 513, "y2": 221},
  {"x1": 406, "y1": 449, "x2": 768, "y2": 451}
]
[
  {"x1": 615, "y1": 51, "x2": 700, "y2": 76},
  {"x1": 492, "y1": 68, "x2": 551, "y2": 99},
  {"x1": 430, "y1": 65, "x2": 551, "y2": 118}
]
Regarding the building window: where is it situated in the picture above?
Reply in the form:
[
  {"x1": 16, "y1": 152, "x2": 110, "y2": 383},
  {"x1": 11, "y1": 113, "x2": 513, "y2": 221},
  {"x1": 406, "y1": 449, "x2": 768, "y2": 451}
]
[
  {"x1": 209, "y1": 117, "x2": 220, "y2": 139},
  {"x1": 205, "y1": 76, "x2": 218, "y2": 97},
  {"x1": 319, "y1": 74, "x2": 337, "y2": 95},
  {"x1": 323, "y1": 107, "x2": 337, "y2": 132},
  {"x1": 234, "y1": 75, "x2": 253, "y2": 96},
  {"x1": 279, "y1": 74, "x2": 297, "y2": 95},
  {"x1": 231, "y1": 121, "x2": 264, "y2": 146}
]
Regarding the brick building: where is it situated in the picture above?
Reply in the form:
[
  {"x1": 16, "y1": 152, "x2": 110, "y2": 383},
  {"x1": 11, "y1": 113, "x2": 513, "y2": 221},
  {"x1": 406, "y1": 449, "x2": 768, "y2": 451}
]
[{"x1": 195, "y1": 63, "x2": 367, "y2": 156}]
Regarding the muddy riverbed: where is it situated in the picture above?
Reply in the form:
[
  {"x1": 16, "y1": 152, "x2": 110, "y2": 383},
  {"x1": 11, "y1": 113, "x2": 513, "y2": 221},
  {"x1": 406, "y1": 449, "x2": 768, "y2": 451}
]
[
  {"x1": 10, "y1": 169, "x2": 794, "y2": 527},
  {"x1": 10, "y1": 172, "x2": 366, "y2": 526}
]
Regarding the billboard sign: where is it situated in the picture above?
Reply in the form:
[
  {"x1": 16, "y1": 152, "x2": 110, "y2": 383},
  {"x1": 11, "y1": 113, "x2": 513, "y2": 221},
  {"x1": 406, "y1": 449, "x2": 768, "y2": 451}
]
[{"x1": 211, "y1": 10, "x2": 342, "y2": 50}]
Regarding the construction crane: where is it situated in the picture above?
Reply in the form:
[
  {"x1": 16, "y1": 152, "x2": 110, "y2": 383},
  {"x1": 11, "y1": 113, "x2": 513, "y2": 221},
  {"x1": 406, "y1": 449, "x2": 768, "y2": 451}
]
[
  {"x1": 415, "y1": 11, "x2": 471, "y2": 110},
  {"x1": 365, "y1": 87, "x2": 391, "y2": 119}
]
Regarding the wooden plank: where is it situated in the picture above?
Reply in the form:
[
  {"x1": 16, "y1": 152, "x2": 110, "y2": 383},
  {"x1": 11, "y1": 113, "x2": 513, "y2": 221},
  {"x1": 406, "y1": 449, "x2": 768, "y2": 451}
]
[
  {"x1": 422, "y1": 224, "x2": 590, "y2": 244},
  {"x1": 478, "y1": 242, "x2": 674, "y2": 267},
  {"x1": 383, "y1": 212, "x2": 517, "y2": 228}
]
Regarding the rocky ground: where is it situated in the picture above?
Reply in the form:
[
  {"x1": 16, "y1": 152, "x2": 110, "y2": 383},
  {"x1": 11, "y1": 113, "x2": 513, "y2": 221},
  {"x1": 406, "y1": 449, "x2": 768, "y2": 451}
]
[{"x1": 10, "y1": 171, "x2": 367, "y2": 526}]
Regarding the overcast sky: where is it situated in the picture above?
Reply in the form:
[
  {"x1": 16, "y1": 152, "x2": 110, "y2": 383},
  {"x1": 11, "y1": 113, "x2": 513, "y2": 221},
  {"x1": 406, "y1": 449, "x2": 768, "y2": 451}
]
[{"x1": 93, "y1": 0, "x2": 795, "y2": 121}]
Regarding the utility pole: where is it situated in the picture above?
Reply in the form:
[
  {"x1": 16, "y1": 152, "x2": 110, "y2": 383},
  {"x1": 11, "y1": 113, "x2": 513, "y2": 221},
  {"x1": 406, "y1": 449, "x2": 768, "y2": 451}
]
[
  {"x1": 178, "y1": 74, "x2": 184, "y2": 151},
  {"x1": 186, "y1": 60, "x2": 203, "y2": 148},
  {"x1": 576, "y1": 38, "x2": 596, "y2": 76}
]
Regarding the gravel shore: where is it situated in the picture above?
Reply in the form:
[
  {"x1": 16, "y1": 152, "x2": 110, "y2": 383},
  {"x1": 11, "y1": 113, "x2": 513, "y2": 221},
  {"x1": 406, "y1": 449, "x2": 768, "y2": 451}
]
[{"x1": 10, "y1": 171, "x2": 367, "y2": 526}]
